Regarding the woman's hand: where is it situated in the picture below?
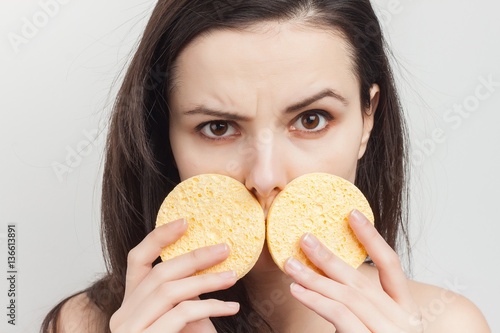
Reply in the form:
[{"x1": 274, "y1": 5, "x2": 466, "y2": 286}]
[
  {"x1": 284, "y1": 210, "x2": 423, "y2": 333},
  {"x1": 109, "y1": 218, "x2": 240, "y2": 333}
]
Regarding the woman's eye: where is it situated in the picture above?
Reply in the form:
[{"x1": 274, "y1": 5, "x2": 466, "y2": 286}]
[
  {"x1": 199, "y1": 121, "x2": 238, "y2": 139},
  {"x1": 291, "y1": 111, "x2": 331, "y2": 132}
]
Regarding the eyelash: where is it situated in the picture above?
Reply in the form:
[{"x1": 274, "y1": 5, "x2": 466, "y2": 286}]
[
  {"x1": 194, "y1": 109, "x2": 334, "y2": 141},
  {"x1": 194, "y1": 121, "x2": 240, "y2": 141},
  {"x1": 290, "y1": 110, "x2": 334, "y2": 134}
]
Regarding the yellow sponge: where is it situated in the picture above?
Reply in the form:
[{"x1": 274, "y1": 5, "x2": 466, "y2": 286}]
[
  {"x1": 155, "y1": 174, "x2": 265, "y2": 279},
  {"x1": 266, "y1": 173, "x2": 374, "y2": 273}
]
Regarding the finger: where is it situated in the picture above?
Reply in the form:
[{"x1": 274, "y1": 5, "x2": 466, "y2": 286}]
[
  {"x1": 349, "y1": 209, "x2": 416, "y2": 312},
  {"x1": 177, "y1": 318, "x2": 216, "y2": 333},
  {"x1": 117, "y1": 244, "x2": 230, "y2": 325},
  {"x1": 127, "y1": 270, "x2": 237, "y2": 330},
  {"x1": 124, "y1": 218, "x2": 188, "y2": 299},
  {"x1": 289, "y1": 282, "x2": 370, "y2": 333},
  {"x1": 285, "y1": 258, "x2": 399, "y2": 333},
  {"x1": 144, "y1": 299, "x2": 240, "y2": 333},
  {"x1": 150, "y1": 243, "x2": 230, "y2": 283},
  {"x1": 299, "y1": 232, "x2": 362, "y2": 286},
  {"x1": 123, "y1": 243, "x2": 230, "y2": 314},
  {"x1": 299, "y1": 232, "x2": 408, "y2": 319}
]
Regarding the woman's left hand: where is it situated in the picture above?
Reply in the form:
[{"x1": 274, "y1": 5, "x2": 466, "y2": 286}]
[{"x1": 284, "y1": 209, "x2": 423, "y2": 333}]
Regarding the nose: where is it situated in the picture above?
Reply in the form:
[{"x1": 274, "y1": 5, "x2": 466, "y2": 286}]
[{"x1": 243, "y1": 132, "x2": 288, "y2": 213}]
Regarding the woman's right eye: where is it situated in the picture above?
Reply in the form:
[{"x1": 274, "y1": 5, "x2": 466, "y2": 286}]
[{"x1": 197, "y1": 121, "x2": 239, "y2": 140}]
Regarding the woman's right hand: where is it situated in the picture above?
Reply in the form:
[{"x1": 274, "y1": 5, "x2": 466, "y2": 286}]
[{"x1": 109, "y1": 218, "x2": 240, "y2": 333}]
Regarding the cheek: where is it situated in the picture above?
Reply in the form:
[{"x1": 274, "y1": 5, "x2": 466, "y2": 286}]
[
  {"x1": 170, "y1": 128, "x2": 199, "y2": 180},
  {"x1": 288, "y1": 129, "x2": 363, "y2": 182},
  {"x1": 294, "y1": 147, "x2": 359, "y2": 182},
  {"x1": 332, "y1": 118, "x2": 365, "y2": 181},
  {"x1": 169, "y1": 115, "x2": 365, "y2": 183}
]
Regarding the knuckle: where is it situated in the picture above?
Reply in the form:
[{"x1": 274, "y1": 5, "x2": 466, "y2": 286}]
[
  {"x1": 158, "y1": 282, "x2": 175, "y2": 299},
  {"x1": 150, "y1": 262, "x2": 168, "y2": 280},
  {"x1": 196, "y1": 273, "x2": 220, "y2": 289},
  {"x1": 126, "y1": 248, "x2": 142, "y2": 267},
  {"x1": 109, "y1": 310, "x2": 126, "y2": 333},
  {"x1": 190, "y1": 247, "x2": 207, "y2": 262},
  {"x1": 317, "y1": 245, "x2": 334, "y2": 262},
  {"x1": 175, "y1": 300, "x2": 194, "y2": 317},
  {"x1": 148, "y1": 227, "x2": 166, "y2": 245},
  {"x1": 352, "y1": 273, "x2": 371, "y2": 291},
  {"x1": 303, "y1": 269, "x2": 321, "y2": 285},
  {"x1": 382, "y1": 251, "x2": 401, "y2": 268},
  {"x1": 330, "y1": 300, "x2": 350, "y2": 317},
  {"x1": 337, "y1": 285, "x2": 359, "y2": 304},
  {"x1": 366, "y1": 225, "x2": 380, "y2": 241}
]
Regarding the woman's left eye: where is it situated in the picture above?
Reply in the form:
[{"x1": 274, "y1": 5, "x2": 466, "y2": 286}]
[{"x1": 291, "y1": 110, "x2": 332, "y2": 133}]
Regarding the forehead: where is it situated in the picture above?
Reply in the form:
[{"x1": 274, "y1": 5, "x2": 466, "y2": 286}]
[{"x1": 170, "y1": 22, "x2": 358, "y2": 106}]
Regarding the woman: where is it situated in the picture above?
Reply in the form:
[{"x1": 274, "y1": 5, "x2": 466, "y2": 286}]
[{"x1": 42, "y1": 0, "x2": 490, "y2": 332}]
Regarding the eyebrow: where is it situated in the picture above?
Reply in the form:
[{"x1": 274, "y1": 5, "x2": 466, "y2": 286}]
[
  {"x1": 182, "y1": 88, "x2": 348, "y2": 119},
  {"x1": 285, "y1": 88, "x2": 348, "y2": 113},
  {"x1": 183, "y1": 107, "x2": 251, "y2": 121}
]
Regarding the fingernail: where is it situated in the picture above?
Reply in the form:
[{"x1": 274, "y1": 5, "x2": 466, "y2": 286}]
[
  {"x1": 226, "y1": 301, "x2": 240, "y2": 309},
  {"x1": 350, "y1": 209, "x2": 366, "y2": 225},
  {"x1": 210, "y1": 243, "x2": 228, "y2": 254},
  {"x1": 290, "y1": 282, "x2": 305, "y2": 293},
  {"x1": 302, "y1": 233, "x2": 319, "y2": 249},
  {"x1": 286, "y1": 258, "x2": 304, "y2": 272},
  {"x1": 171, "y1": 218, "x2": 187, "y2": 227},
  {"x1": 219, "y1": 270, "x2": 237, "y2": 279}
]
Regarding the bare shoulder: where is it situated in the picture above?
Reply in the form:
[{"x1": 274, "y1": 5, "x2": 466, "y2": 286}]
[
  {"x1": 359, "y1": 264, "x2": 490, "y2": 333},
  {"x1": 407, "y1": 279, "x2": 491, "y2": 332},
  {"x1": 56, "y1": 292, "x2": 105, "y2": 332}
]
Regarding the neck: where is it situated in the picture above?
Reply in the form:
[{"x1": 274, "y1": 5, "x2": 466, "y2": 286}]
[{"x1": 242, "y1": 246, "x2": 332, "y2": 332}]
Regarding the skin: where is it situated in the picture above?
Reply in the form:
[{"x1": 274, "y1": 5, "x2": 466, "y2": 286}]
[
  {"x1": 168, "y1": 23, "x2": 376, "y2": 282},
  {"x1": 95, "y1": 22, "x2": 492, "y2": 333}
]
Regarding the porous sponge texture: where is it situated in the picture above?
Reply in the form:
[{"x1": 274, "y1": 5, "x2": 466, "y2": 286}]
[
  {"x1": 266, "y1": 173, "x2": 374, "y2": 273},
  {"x1": 155, "y1": 174, "x2": 265, "y2": 279}
]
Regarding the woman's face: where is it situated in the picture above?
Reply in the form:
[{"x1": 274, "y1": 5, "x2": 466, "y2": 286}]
[{"x1": 169, "y1": 22, "x2": 378, "y2": 216}]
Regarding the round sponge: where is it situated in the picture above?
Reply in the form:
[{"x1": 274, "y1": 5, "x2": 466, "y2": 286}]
[
  {"x1": 155, "y1": 174, "x2": 265, "y2": 279},
  {"x1": 266, "y1": 173, "x2": 374, "y2": 273}
]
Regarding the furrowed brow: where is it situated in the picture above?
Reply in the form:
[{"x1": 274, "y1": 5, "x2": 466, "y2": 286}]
[
  {"x1": 183, "y1": 106, "x2": 250, "y2": 121},
  {"x1": 285, "y1": 88, "x2": 348, "y2": 113},
  {"x1": 182, "y1": 88, "x2": 347, "y2": 119}
]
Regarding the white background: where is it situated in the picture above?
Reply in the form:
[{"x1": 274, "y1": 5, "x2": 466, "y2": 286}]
[{"x1": 0, "y1": 0, "x2": 499, "y2": 332}]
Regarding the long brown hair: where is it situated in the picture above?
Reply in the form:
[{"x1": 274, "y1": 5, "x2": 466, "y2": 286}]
[{"x1": 42, "y1": 0, "x2": 409, "y2": 332}]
